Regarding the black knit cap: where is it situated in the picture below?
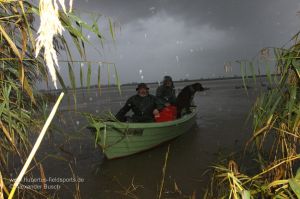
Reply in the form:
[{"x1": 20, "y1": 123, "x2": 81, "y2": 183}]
[
  {"x1": 163, "y1": 76, "x2": 172, "y2": 82},
  {"x1": 136, "y1": 83, "x2": 149, "y2": 91}
]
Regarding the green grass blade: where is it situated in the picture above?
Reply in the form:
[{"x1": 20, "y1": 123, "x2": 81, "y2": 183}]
[
  {"x1": 113, "y1": 64, "x2": 121, "y2": 95},
  {"x1": 289, "y1": 178, "x2": 300, "y2": 198},
  {"x1": 19, "y1": 1, "x2": 36, "y2": 52},
  {"x1": 107, "y1": 63, "x2": 110, "y2": 86},
  {"x1": 68, "y1": 63, "x2": 76, "y2": 90},
  {"x1": 68, "y1": 63, "x2": 77, "y2": 109},
  {"x1": 108, "y1": 17, "x2": 115, "y2": 41},
  {"x1": 97, "y1": 63, "x2": 101, "y2": 95},
  {"x1": 87, "y1": 62, "x2": 92, "y2": 90},
  {"x1": 265, "y1": 61, "x2": 272, "y2": 84},
  {"x1": 0, "y1": 24, "x2": 22, "y2": 60},
  {"x1": 80, "y1": 63, "x2": 84, "y2": 87},
  {"x1": 55, "y1": 67, "x2": 67, "y2": 92},
  {"x1": 249, "y1": 61, "x2": 256, "y2": 84},
  {"x1": 239, "y1": 61, "x2": 248, "y2": 95}
]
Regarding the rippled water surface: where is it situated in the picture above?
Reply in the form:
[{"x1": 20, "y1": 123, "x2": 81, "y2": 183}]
[{"x1": 38, "y1": 78, "x2": 265, "y2": 198}]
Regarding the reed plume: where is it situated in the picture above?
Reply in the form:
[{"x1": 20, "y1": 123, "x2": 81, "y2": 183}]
[{"x1": 35, "y1": 0, "x2": 73, "y2": 88}]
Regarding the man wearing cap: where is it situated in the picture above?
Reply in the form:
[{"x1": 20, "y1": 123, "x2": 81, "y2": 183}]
[
  {"x1": 115, "y1": 83, "x2": 164, "y2": 122},
  {"x1": 156, "y1": 76, "x2": 176, "y2": 106}
]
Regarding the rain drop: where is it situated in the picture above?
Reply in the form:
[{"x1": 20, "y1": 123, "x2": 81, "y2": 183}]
[
  {"x1": 176, "y1": 40, "x2": 183, "y2": 45},
  {"x1": 89, "y1": 97, "x2": 93, "y2": 101},
  {"x1": 76, "y1": 121, "x2": 80, "y2": 125},
  {"x1": 139, "y1": 69, "x2": 143, "y2": 75},
  {"x1": 149, "y1": 6, "x2": 156, "y2": 14},
  {"x1": 176, "y1": 56, "x2": 179, "y2": 63},
  {"x1": 149, "y1": 7, "x2": 155, "y2": 11}
]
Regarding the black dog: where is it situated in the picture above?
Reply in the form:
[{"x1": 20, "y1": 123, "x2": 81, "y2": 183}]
[{"x1": 175, "y1": 83, "x2": 208, "y2": 118}]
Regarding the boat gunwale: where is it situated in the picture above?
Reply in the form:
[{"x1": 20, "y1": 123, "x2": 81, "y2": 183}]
[{"x1": 104, "y1": 108, "x2": 197, "y2": 129}]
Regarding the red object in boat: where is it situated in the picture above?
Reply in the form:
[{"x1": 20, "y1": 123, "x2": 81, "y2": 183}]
[{"x1": 155, "y1": 106, "x2": 177, "y2": 122}]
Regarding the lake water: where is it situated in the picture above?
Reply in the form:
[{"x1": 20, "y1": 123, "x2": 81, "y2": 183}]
[{"x1": 35, "y1": 78, "x2": 266, "y2": 198}]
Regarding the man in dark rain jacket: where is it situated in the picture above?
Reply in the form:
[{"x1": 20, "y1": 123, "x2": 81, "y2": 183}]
[
  {"x1": 156, "y1": 76, "x2": 176, "y2": 106},
  {"x1": 115, "y1": 83, "x2": 164, "y2": 122}
]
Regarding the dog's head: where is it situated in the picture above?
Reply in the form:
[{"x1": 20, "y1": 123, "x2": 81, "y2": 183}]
[{"x1": 192, "y1": 83, "x2": 205, "y2": 91}]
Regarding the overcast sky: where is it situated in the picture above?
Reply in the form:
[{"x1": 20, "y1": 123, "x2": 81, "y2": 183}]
[{"x1": 55, "y1": 0, "x2": 300, "y2": 86}]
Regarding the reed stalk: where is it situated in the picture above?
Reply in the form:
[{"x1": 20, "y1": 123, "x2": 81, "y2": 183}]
[
  {"x1": 8, "y1": 92, "x2": 64, "y2": 199},
  {"x1": 0, "y1": 172, "x2": 3, "y2": 199},
  {"x1": 158, "y1": 145, "x2": 170, "y2": 199}
]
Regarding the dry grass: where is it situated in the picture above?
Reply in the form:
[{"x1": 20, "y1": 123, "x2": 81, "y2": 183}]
[{"x1": 205, "y1": 30, "x2": 300, "y2": 198}]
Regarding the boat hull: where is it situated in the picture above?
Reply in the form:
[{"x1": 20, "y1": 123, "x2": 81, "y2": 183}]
[{"x1": 94, "y1": 109, "x2": 197, "y2": 159}]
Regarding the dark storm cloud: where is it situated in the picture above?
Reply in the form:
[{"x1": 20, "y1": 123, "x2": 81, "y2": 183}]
[
  {"x1": 75, "y1": 0, "x2": 160, "y2": 23},
  {"x1": 65, "y1": 0, "x2": 300, "y2": 85},
  {"x1": 77, "y1": 0, "x2": 299, "y2": 30}
]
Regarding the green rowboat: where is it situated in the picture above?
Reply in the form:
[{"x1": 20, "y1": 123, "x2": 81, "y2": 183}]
[{"x1": 90, "y1": 109, "x2": 197, "y2": 159}]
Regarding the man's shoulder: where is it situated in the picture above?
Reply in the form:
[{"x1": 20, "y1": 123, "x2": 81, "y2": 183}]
[
  {"x1": 147, "y1": 94, "x2": 158, "y2": 100},
  {"x1": 128, "y1": 95, "x2": 139, "y2": 101}
]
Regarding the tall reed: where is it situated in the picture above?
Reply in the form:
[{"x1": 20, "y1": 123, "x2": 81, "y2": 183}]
[
  {"x1": 8, "y1": 92, "x2": 64, "y2": 199},
  {"x1": 0, "y1": 0, "x2": 115, "y2": 197},
  {"x1": 205, "y1": 30, "x2": 300, "y2": 199}
]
